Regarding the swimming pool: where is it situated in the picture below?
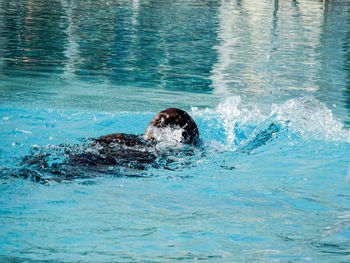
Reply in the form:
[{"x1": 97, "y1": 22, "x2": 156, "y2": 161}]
[{"x1": 1, "y1": 0, "x2": 350, "y2": 262}]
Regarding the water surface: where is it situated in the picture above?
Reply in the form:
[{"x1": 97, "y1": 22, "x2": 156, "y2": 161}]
[{"x1": 1, "y1": 0, "x2": 350, "y2": 262}]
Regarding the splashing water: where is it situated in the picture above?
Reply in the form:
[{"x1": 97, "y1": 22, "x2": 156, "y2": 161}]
[
  {"x1": 193, "y1": 96, "x2": 350, "y2": 152},
  {"x1": 272, "y1": 97, "x2": 349, "y2": 142},
  {"x1": 143, "y1": 126, "x2": 185, "y2": 149}
]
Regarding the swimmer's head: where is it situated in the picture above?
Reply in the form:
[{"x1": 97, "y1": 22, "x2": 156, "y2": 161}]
[{"x1": 144, "y1": 108, "x2": 199, "y2": 145}]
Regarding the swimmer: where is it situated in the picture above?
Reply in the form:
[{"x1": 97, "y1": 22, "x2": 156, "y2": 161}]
[
  {"x1": 96, "y1": 108, "x2": 199, "y2": 146},
  {"x1": 12, "y1": 108, "x2": 199, "y2": 182},
  {"x1": 76, "y1": 107, "x2": 200, "y2": 169}
]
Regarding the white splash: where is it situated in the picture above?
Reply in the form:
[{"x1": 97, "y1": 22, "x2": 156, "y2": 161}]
[
  {"x1": 192, "y1": 96, "x2": 350, "y2": 150},
  {"x1": 192, "y1": 96, "x2": 264, "y2": 149},
  {"x1": 144, "y1": 126, "x2": 184, "y2": 149},
  {"x1": 272, "y1": 97, "x2": 350, "y2": 142}
]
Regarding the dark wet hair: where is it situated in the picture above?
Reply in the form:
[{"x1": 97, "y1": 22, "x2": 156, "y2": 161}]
[{"x1": 144, "y1": 108, "x2": 199, "y2": 144}]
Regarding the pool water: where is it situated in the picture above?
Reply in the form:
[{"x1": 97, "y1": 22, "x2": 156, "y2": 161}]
[{"x1": 1, "y1": 0, "x2": 350, "y2": 262}]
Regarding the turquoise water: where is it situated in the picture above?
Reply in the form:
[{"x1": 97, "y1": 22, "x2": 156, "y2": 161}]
[{"x1": 1, "y1": 0, "x2": 350, "y2": 262}]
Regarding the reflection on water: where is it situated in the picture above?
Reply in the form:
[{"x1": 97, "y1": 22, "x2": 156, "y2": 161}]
[
  {"x1": 1, "y1": 0, "x2": 67, "y2": 72},
  {"x1": 0, "y1": 0, "x2": 218, "y2": 91},
  {"x1": 211, "y1": 1, "x2": 347, "y2": 98},
  {"x1": 0, "y1": 0, "x2": 350, "y2": 123},
  {"x1": 344, "y1": 1, "x2": 350, "y2": 118}
]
